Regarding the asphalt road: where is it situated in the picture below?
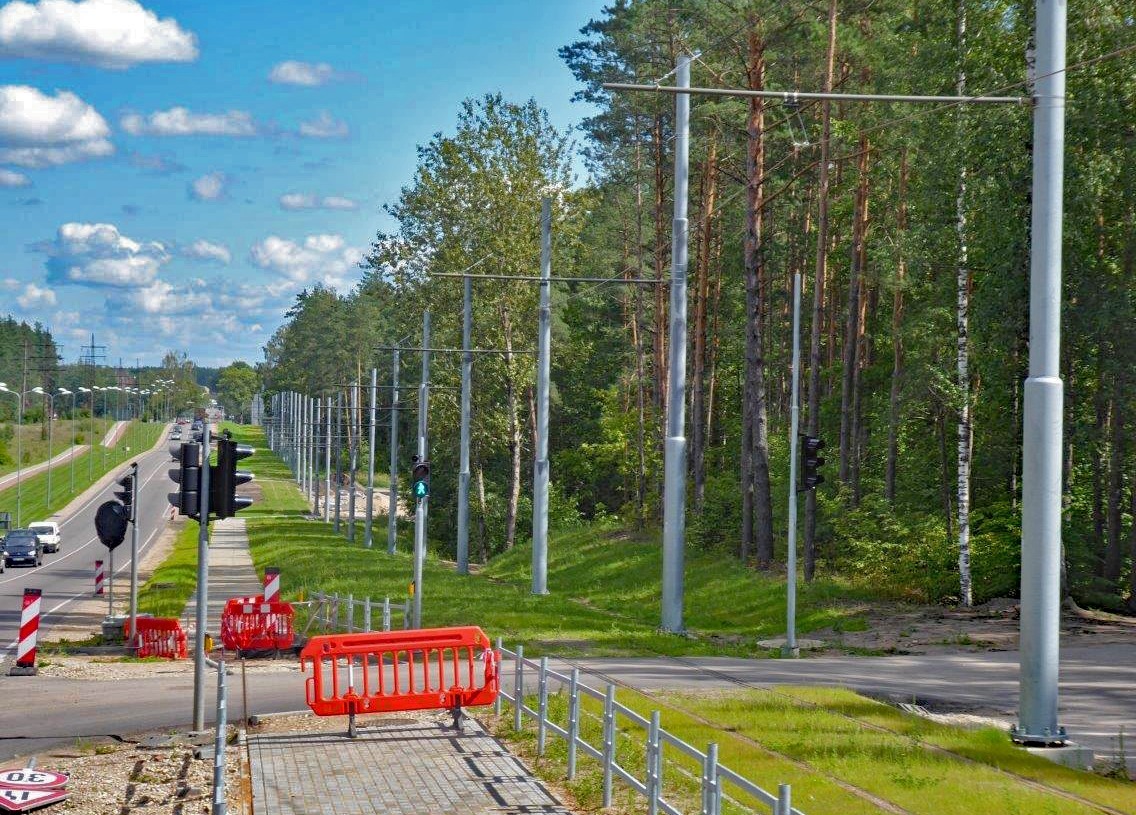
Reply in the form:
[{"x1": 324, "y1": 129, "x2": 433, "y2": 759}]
[{"x1": 0, "y1": 425, "x2": 174, "y2": 662}]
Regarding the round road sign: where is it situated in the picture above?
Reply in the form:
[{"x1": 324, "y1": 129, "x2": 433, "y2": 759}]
[{"x1": 0, "y1": 768, "x2": 68, "y2": 790}]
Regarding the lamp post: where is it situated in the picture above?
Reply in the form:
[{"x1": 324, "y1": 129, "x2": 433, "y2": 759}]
[
  {"x1": 78, "y1": 387, "x2": 92, "y2": 482},
  {"x1": 59, "y1": 388, "x2": 74, "y2": 494},
  {"x1": 0, "y1": 383, "x2": 27, "y2": 526},
  {"x1": 32, "y1": 387, "x2": 55, "y2": 506}
]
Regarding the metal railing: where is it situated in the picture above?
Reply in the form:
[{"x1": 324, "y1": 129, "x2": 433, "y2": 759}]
[
  {"x1": 496, "y1": 642, "x2": 803, "y2": 815},
  {"x1": 304, "y1": 592, "x2": 411, "y2": 635}
]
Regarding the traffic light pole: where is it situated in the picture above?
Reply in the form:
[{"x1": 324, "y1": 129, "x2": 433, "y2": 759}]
[
  {"x1": 412, "y1": 312, "x2": 430, "y2": 629},
  {"x1": 365, "y1": 367, "x2": 377, "y2": 548},
  {"x1": 192, "y1": 423, "x2": 211, "y2": 733},
  {"x1": 127, "y1": 461, "x2": 140, "y2": 647}
]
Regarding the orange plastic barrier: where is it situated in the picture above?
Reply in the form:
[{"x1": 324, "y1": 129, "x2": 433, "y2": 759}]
[
  {"x1": 126, "y1": 617, "x2": 188, "y2": 659},
  {"x1": 219, "y1": 598, "x2": 295, "y2": 652},
  {"x1": 300, "y1": 626, "x2": 498, "y2": 717}
]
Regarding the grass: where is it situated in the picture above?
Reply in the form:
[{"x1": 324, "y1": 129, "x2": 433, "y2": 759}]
[
  {"x1": 0, "y1": 421, "x2": 164, "y2": 527},
  {"x1": 136, "y1": 517, "x2": 200, "y2": 618}
]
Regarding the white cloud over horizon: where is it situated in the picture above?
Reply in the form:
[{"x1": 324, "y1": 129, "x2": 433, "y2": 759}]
[
  {"x1": 0, "y1": 85, "x2": 113, "y2": 167},
  {"x1": 121, "y1": 107, "x2": 256, "y2": 137},
  {"x1": 268, "y1": 60, "x2": 338, "y2": 86},
  {"x1": 16, "y1": 281, "x2": 55, "y2": 308},
  {"x1": 279, "y1": 193, "x2": 358, "y2": 211},
  {"x1": 297, "y1": 111, "x2": 348, "y2": 139},
  {"x1": 182, "y1": 238, "x2": 231, "y2": 264},
  {"x1": 250, "y1": 233, "x2": 364, "y2": 290},
  {"x1": 42, "y1": 221, "x2": 168, "y2": 287},
  {"x1": 0, "y1": 168, "x2": 30, "y2": 186},
  {"x1": 0, "y1": 0, "x2": 197, "y2": 69},
  {"x1": 189, "y1": 172, "x2": 228, "y2": 201}
]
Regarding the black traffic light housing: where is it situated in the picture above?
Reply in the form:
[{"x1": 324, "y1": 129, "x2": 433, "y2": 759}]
[
  {"x1": 410, "y1": 455, "x2": 430, "y2": 500},
  {"x1": 168, "y1": 441, "x2": 203, "y2": 519},
  {"x1": 801, "y1": 435, "x2": 826, "y2": 490},
  {"x1": 114, "y1": 470, "x2": 135, "y2": 521},
  {"x1": 211, "y1": 434, "x2": 255, "y2": 519}
]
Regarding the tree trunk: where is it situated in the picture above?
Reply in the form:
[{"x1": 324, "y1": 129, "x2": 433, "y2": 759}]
[
  {"x1": 955, "y1": 0, "x2": 974, "y2": 606},
  {"x1": 633, "y1": 137, "x2": 648, "y2": 523},
  {"x1": 885, "y1": 150, "x2": 908, "y2": 503},
  {"x1": 1091, "y1": 391, "x2": 1106, "y2": 559},
  {"x1": 691, "y1": 130, "x2": 719, "y2": 512},
  {"x1": 653, "y1": 114, "x2": 668, "y2": 419},
  {"x1": 500, "y1": 306, "x2": 522, "y2": 550},
  {"x1": 475, "y1": 456, "x2": 488, "y2": 562},
  {"x1": 743, "y1": 25, "x2": 774, "y2": 568},
  {"x1": 1128, "y1": 475, "x2": 1136, "y2": 610},
  {"x1": 839, "y1": 137, "x2": 870, "y2": 487},
  {"x1": 804, "y1": 0, "x2": 838, "y2": 581},
  {"x1": 1104, "y1": 390, "x2": 1124, "y2": 581},
  {"x1": 937, "y1": 402, "x2": 955, "y2": 546},
  {"x1": 706, "y1": 225, "x2": 724, "y2": 447}
]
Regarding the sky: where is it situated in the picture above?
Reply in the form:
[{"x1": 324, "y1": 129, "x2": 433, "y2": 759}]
[{"x1": 0, "y1": 0, "x2": 605, "y2": 369}]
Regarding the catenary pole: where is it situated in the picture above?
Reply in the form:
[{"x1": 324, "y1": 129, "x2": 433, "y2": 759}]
[
  {"x1": 661, "y1": 54, "x2": 691, "y2": 633},
  {"x1": 366, "y1": 367, "x2": 377, "y2": 548},
  {"x1": 1017, "y1": 0, "x2": 1066, "y2": 745},
  {"x1": 457, "y1": 276, "x2": 473, "y2": 574},
  {"x1": 348, "y1": 381, "x2": 358, "y2": 542},
  {"x1": 785, "y1": 271, "x2": 802, "y2": 657},
  {"x1": 334, "y1": 390, "x2": 342, "y2": 532},
  {"x1": 388, "y1": 350, "x2": 400, "y2": 554},
  {"x1": 192, "y1": 423, "x2": 212, "y2": 732},
  {"x1": 532, "y1": 196, "x2": 552, "y2": 595},
  {"x1": 313, "y1": 399, "x2": 322, "y2": 515},
  {"x1": 324, "y1": 395, "x2": 332, "y2": 523},
  {"x1": 412, "y1": 312, "x2": 431, "y2": 628}
]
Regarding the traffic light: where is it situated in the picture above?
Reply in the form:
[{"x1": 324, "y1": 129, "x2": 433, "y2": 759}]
[
  {"x1": 410, "y1": 456, "x2": 430, "y2": 500},
  {"x1": 801, "y1": 435, "x2": 826, "y2": 490},
  {"x1": 211, "y1": 435, "x2": 255, "y2": 519},
  {"x1": 168, "y1": 441, "x2": 203, "y2": 519},
  {"x1": 114, "y1": 472, "x2": 134, "y2": 519}
]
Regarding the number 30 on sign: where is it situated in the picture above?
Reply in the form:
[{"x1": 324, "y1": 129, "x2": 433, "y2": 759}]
[{"x1": 0, "y1": 769, "x2": 68, "y2": 790}]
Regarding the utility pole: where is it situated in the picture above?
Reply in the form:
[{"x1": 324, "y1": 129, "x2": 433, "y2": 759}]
[
  {"x1": 324, "y1": 395, "x2": 332, "y2": 523},
  {"x1": 532, "y1": 196, "x2": 552, "y2": 595},
  {"x1": 334, "y1": 391, "x2": 342, "y2": 532},
  {"x1": 661, "y1": 54, "x2": 691, "y2": 633},
  {"x1": 388, "y1": 351, "x2": 400, "y2": 554},
  {"x1": 313, "y1": 399, "x2": 322, "y2": 516},
  {"x1": 785, "y1": 271, "x2": 803, "y2": 657},
  {"x1": 192, "y1": 424, "x2": 212, "y2": 732},
  {"x1": 365, "y1": 367, "x2": 377, "y2": 548},
  {"x1": 457, "y1": 278, "x2": 473, "y2": 574},
  {"x1": 348, "y1": 381, "x2": 358, "y2": 543},
  {"x1": 412, "y1": 312, "x2": 430, "y2": 628}
]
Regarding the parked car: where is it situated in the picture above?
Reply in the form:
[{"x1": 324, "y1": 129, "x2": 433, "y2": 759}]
[
  {"x1": 28, "y1": 520, "x2": 61, "y2": 553},
  {"x1": 3, "y1": 529, "x2": 44, "y2": 568}
]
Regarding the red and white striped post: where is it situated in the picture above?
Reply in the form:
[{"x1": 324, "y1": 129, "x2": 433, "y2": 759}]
[
  {"x1": 94, "y1": 560, "x2": 105, "y2": 596},
  {"x1": 12, "y1": 588, "x2": 41, "y2": 675},
  {"x1": 263, "y1": 567, "x2": 280, "y2": 603}
]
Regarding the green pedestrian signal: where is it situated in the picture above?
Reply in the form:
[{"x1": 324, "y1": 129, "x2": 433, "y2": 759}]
[
  {"x1": 411, "y1": 458, "x2": 430, "y2": 501},
  {"x1": 413, "y1": 479, "x2": 429, "y2": 499}
]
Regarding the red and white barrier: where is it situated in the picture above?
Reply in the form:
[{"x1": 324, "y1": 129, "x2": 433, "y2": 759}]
[
  {"x1": 263, "y1": 567, "x2": 280, "y2": 603},
  {"x1": 94, "y1": 560, "x2": 105, "y2": 596},
  {"x1": 16, "y1": 588, "x2": 41, "y2": 669}
]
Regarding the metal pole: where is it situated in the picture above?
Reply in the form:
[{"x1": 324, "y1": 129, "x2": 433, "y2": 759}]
[
  {"x1": 661, "y1": 54, "x2": 691, "y2": 633},
  {"x1": 412, "y1": 312, "x2": 430, "y2": 628},
  {"x1": 299, "y1": 395, "x2": 306, "y2": 497},
  {"x1": 324, "y1": 396, "x2": 332, "y2": 523},
  {"x1": 457, "y1": 276, "x2": 472, "y2": 574},
  {"x1": 212, "y1": 659, "x2": 228, "y2": 815},
  {"x1": 45, "y1": 394, "x2": 52, "y2": 505},
  {"x1": 15, "y1": 393, "x2": 22, "y2": 526},
  {"x1": 784, "y1": 271, "x2": 802, "y2": 657},
  {"x1": 313, "y1": 399, "x2": 322, "y2": 515},
  {"x1": 348, "y1": 382, "x2": 358, "y2": 542},
  {"x1": 532, "y1": 196, "x2": 552, "y2": 595},
  {"x1": 388, "y1": 350, "x2": 400, "y2": 554},
  {"x1": 334, "y1": 391, "x2": 342, "y2": 532},
  {"x1": 601, "y1": 81, "x2": 1025, "y2": 105},
  {"x1": 1018, "y1": 0, "x2": 1066, "y2": 745},
  {"x1": 128, "y1": 461, "x2": 140, "y2": 645},
  {"x1": 193, "y1": 423, "x2": 212, "y2": 732},
  {"x1": 365, "y1": 367, "x2": 377, "y2": 548}
]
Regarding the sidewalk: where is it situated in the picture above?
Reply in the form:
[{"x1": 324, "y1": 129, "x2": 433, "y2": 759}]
[{"x1": 182, "y1": 517, "x2": 264, "y2": 634}]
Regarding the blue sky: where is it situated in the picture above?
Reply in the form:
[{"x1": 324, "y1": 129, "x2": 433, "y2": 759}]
[{"x1": 0, "y1": 0, "x2": 604, "y2": 368}]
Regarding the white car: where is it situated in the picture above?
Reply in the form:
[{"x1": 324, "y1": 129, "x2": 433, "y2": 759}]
[{"x1": 28, "y1": 521, "x2": 61, "y2": 554}]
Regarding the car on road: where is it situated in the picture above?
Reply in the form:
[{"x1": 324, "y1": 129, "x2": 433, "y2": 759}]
[
  {"x1": 3, "y1": 529, "x2": 44, "y2": 568},
  {"x1": 28, "y1": 520, "x2": 61, "y2": 553}
]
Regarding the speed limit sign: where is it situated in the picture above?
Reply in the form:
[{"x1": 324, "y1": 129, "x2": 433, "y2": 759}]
[{"x1": 0, "y1": 768, "x2": 68, "y2": 790}]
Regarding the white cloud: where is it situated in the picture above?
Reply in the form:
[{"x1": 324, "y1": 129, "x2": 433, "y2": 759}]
[
  {"x1": 0, "y1": 168, "x2": 30, "y2": 186},
  {"x1": 16, "y1": 282, "x2": 56, "y2": 308},
  {"x1": 42, "y1": 222, "x2": 167, "y2": 286},
  {"x1": 189, "y1": 172, "x2": 227, "y2": 201},
  {"x1": 0, "y1": 0, "x2": 197, "y2": 69},
  {"x1": 182, "y1": 238, "x2": 231, "y2": 264},
  {"x1": 298, "y1": 111, "x2": 348, "y2": 139},
  {"x1": 106, "y1": 278, "x2": 211, "y2": 315},
  {"x1": 0, "y1": 85, "x2": 113, "y2": 167},
  {"x1": 250, "y1": 233, "x2": 364, "y2": 289},
  {"x1": 268, "y1": 60, "x2": 337, "y2": 86},
  {"x1": 121, "y1": 107, "x2": 256, "y2": 137},
  {"x1": 279, "y1": 193, "x2": 358, "y2": 211}
]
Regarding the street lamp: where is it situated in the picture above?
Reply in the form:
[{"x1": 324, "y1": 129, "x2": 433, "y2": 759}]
[
  {"x1": 0, "y1": 383, "x2": 27, "y2": 526},
  {"x1": 78, "y1": 387, "x2": 92, "y2": 482},
  {"x1": 59, "y1": 388, "x2": 75, "y2": 494},
  {"x1": 32, "y1": 387, "x2": 55, "y2": 506}
]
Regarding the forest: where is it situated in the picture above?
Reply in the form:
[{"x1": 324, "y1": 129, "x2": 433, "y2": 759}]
[{"x1": 260, "y1": 0, "x2": 1136, "y2": 612}]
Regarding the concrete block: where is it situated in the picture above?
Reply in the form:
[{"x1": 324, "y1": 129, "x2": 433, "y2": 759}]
[{"x1": 1022, "y1": 742, "x2": 1095, "y2": 771}]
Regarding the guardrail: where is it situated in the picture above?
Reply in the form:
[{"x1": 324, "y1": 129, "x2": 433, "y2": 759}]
[
  {"x1": 496, "y1": 642, "x2": 803, "y2": 815},
  {"x1": 304, "y1": 592, "x2": 411, "y2": 635}
]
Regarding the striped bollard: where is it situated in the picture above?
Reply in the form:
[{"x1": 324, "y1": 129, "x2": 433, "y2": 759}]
[
  {"x1": 263, "y1": 567, "x2": 280, "y2": 603},
  {"x1": 94, "y1": 560, "x2": 105, "y2": 596},
  {"x1": 11, "y1": 588, "x2": 41, "y2": 675}
]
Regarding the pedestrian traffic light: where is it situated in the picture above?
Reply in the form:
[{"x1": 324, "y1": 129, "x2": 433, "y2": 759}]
[
  {"x1": 168, "y1": 441, "x2": 202, "y2": 519},
  {"x1": 801, "y1": 435, "x2": 826, "y2": 490},
  {"x1": 411, "y1": 456, "x2": 430, "y2": 500},
  {"x1": 114, "y1": 472, "x2": 134, "y2": 518},
  {"x1": 211, "y1": 435, "x2": 255, "y2": 519}
]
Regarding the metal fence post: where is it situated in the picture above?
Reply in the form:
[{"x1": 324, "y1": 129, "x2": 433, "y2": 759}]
[
  {"x1": 494, "y1": 637, "x2": 504, "y2": 717},
  {"x1": 403, "y1": 599, "x2": 411, "y2": 629},
  {"x1": 212, "y1": 659, "x2": 227, "y2": 815},
  {"x1": 537, "y1": 657, "x2": 548, "y2": 755},
  {"x1": 567, "y1": 668, "x2": 579, "y2": 780},
  {"x1": 347, "y1": 594, "x2": 354, "y2": 632},
  {"x1": 513, "y1": 644, "x2": 524, "y2": 732},
  {"x1": 647, "y1": 710, "x2": 660, "y2": 815},
  {"x1": 363, "y1": 597, "x2": 372, "y2": 632},
  {"x1": 702, "y1": 742, "x2": 718, "y2": 815},
  {"x1": 383, "y1": 598, "x2": 391, "y2": 631},
  {"x1": 777, "y1": 783, "x2": 791, "y2": 815},
  {"x1": 603, "y1": 684, "x2": 615, "y2": 808}
]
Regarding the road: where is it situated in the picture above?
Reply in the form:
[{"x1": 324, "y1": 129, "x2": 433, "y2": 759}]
[{"x1": 0, "y1": 425, "x2": 174, "y2": 664}]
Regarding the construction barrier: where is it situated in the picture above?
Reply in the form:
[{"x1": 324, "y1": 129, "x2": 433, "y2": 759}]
[
  {"x1": 94, "y1": 560, "x2": 105, "y2": 596},
  {"x1": 127, "y1": 617, "x2": 188, "y2": 659},
  {"x1": 220, "y1": 598, "x2": 295, "y2": 653},
  {"x1": 300, "y1": 626, "x2": 498, "y2": 719},
  {"x1": 263, "y1": 567, "x2": 280, "y2": 603},
  {"x1": 15, "y1": 588, "x2": 42, "y2": 669}
]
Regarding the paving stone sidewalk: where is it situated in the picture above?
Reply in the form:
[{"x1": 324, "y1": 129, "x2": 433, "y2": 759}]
[
  {"x1": 247, "y1": 716, "x2": 573, "y2": 815},
  {"x1": 181, "y1": 517, "x2": 264, "y2": 634}
]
